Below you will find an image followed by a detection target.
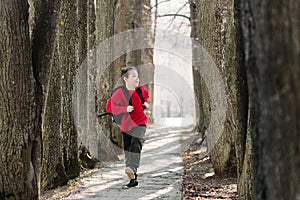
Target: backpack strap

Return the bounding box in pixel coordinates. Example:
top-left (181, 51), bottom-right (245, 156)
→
top-left (97, 112), bottom-right (112, 118)
top-left (99, 86), bottom-right (145, 120)
top-left (121, 86), bottom-right (144, 106)
top-left (121, 86), bottom-right (131, 105)
top-left (135, 87), bottom-right (145, 104)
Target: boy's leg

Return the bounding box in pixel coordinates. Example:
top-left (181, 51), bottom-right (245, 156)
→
top-left (122, 132), bottom-right (137, 181)
top-left (122, 132), bottom-right (132, 168)
top-left (122, 126), bottom-right (146, 189)
top-left (127, 126), bottom-right (146, 172)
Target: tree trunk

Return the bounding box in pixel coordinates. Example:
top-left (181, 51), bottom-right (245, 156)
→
top-left (59, 0), bottom-right (80, 179)
top-left (234, 0), bottom-right (254, 199)
top-left (241, 0), bottom-right (300, 199)
top-left (87, 0), bottom-right (119, 161)
top-left (75, 0), bottom-right (88, 129)
top-left (30, 0), bottom-right (70, 190)
top-left (130, 0), bottom-right (154, 123)
top-left (191, 0), bottom-right (241, 176)
top-left (41, 45), bottom-right (68, 190)
top-left (190, 0), bottom-right (211, 135)
top-left (0, 1), bottom-right (40, 199)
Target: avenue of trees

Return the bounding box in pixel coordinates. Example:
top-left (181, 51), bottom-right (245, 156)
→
top-left (0, 0), bottom-right (299, 199)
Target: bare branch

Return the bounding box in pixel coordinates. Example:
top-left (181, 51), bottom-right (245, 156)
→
top-left (175, 1), bottom-right (189, 16)
top-left (157, 1), bottom-right (190, 30)
top-left (157, 13), bottom-right (190, 21)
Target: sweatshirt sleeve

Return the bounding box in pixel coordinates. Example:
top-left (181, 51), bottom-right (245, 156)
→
top-left (141, 86), bottom-right (149, 103)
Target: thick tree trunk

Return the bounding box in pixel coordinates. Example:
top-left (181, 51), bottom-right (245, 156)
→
top-left (190, 0), bottom-right (211, 134)
top-left (31, 0), bottom-right (60, 90)
top-left (130, 0), bottom-right (154, 123)
top-left (94, 0), bottom-right (123, 159)
top-left (59, 0), bottom-right (80, 179)
top-left (241, 0), bottom-right (300, 199)
top-left (30, 0), bottom-right (69, 190)
top-left (41, 45), bottom-right (68, 190)
top-left (0, 1), bottom-right (40, 199)
top-left (191, 0), bottom-right (241, 176)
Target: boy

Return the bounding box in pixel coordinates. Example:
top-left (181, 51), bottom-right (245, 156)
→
top-left (106, 66), bottom-right (149, 188)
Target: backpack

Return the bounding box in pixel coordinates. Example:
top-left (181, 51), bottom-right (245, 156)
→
top-left (98, 86), bottom-right (145, 125)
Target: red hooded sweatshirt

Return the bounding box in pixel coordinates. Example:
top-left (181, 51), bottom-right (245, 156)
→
top-left (106, 85), bottom-right (149, 132)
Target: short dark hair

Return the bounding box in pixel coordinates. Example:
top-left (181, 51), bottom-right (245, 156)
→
top-left (121, 66), bottom-right (137, 78)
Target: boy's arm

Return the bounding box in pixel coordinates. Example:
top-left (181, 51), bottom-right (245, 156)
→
top-left (142, 86), bottom-right (150, 109)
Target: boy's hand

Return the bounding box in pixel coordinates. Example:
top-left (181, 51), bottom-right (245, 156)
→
top-left (143, 102), bottom-right (149, 109)
top-left (127, 106), bottom-right (134, 112)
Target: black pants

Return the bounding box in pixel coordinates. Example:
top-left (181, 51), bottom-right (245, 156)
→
top-left (122, 125), bottom-right (146, 173)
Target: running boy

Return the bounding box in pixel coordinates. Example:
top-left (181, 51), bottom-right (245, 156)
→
top-left (106, 66), bottom-right (149, 189)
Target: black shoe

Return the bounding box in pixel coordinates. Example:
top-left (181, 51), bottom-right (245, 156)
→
top-left (122, 179), bottom-right (138, 189)
top-left (134, 173), bottom-right (137, 180)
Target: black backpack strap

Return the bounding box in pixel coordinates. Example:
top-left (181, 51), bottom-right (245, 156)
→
top-left (136, 87), bottom-right (145, 104)
top-left (121, 86), bottom-right (132, 105)
top-left (97, 112), bottom-right (112, 118)
top-left (121, 86), bottom-right (145, 106)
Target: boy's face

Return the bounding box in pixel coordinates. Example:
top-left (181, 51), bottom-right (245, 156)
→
top-left (124, 70), bottom-right (139, 89)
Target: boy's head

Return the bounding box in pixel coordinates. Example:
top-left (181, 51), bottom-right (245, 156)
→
top-left (121, 66), bottom-right (139, 89)
top-left (121, 66), bottom-right (137, 78)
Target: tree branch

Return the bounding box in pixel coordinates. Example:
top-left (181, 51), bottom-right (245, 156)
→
top-left (157, 13), bottom-right (190, 21)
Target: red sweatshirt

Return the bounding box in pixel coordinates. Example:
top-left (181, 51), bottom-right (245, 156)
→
top-left (106, 85), bottom-right (149, 132)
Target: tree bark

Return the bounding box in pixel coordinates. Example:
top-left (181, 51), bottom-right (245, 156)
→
top-left (190, 0), bottom-right (211, 134)
top-left (41, 45), bottom-right (68, 190)
top-left (191, 0), bottom-right (241, 176)
top-left (241, 0), bottom-right (300, 199)
top-left (95, 0), bottom-right (123, 159)
top-left (30, 0), bottom-right (70, 190)
top-left (59, 0), bottom-right (80, 179)
top-left (0, 1), bottom-right (40, 199)
top-left (234, 0), bottom-right (254, 199)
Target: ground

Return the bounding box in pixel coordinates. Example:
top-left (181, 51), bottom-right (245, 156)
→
top-left (181, 134), bottom-right (238, 199)
top-left (40, 168), bottom-right (100, 200)
top-left (40, 128), bottom-right (238, 199)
